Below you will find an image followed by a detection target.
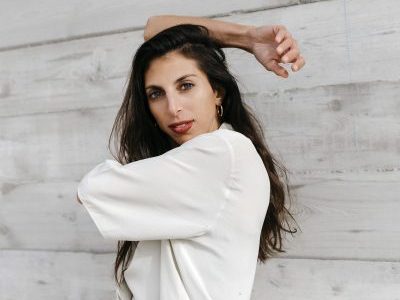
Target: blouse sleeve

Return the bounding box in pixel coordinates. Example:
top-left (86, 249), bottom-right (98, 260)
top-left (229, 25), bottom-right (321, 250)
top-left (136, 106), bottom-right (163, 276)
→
top-left (77, 132), bottom-right (233, 241)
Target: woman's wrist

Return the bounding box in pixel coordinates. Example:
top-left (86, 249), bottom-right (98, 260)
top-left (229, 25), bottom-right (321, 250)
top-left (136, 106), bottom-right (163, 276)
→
top-left (215, 23), bottom-right (256, 54)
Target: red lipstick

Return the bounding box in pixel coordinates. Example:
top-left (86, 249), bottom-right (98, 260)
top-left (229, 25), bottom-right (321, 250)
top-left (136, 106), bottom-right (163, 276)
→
top-left (169, 120), bottom-right (194, 134)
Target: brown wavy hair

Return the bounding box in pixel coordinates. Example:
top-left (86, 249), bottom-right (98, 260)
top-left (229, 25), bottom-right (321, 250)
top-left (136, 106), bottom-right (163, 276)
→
top-left (107, 23), bottom-right (300, 287)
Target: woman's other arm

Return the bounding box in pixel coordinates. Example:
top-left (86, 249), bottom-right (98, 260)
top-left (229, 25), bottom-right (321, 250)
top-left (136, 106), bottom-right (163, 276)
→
top-left (143, 15), bottom-right (305, 78)
top-left (76, 133), bottom-right (233, 241)
top-left (143, 15), bottom-right (254, 53)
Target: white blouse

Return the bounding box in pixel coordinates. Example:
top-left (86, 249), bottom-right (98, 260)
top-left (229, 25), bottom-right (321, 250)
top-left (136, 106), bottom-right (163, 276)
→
top-left (77, 122), bottom-right (270, 300)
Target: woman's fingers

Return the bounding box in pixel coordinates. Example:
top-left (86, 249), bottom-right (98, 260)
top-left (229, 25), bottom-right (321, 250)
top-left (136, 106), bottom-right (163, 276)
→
top-left (266, 59), bottom-right (288, 78)
top-left (252, 24), bottom-right (305, 77)
top-left (276, 34), bottom-right (305, 72)
top-left (292, 55), bottom-right (306, 72)
top-left (281, 42), bottom-right (300, 63)
top-left (274, 25), bottom-right (288, 43)
top-left (277, 37), bottom-right (294, 58)
top-left (276, 30), bottom-right (292, 53)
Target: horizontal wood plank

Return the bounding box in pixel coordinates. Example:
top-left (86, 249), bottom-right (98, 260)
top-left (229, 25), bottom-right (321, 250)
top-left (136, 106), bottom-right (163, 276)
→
top-left (252, 257), bottom-right (400, 300)
top-left (1, 250), bottom-right (399, 299)
top-left (0, 0), bottom-right (328, 50)
top-left (1, 173), bottom-right (399, 260)
top-left (1, 80), bottom-right (398, 181)
top-left (0, 249), bottom-right (115, 299)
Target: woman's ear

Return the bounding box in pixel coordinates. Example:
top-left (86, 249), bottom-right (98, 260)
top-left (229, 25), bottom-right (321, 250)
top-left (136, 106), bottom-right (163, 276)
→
top-left (214, 86), bottom-right (225, 105)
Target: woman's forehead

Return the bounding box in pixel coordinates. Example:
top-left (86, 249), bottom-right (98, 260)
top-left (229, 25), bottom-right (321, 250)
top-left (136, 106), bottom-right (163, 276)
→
top-left (145, 55), bottom-right (205, 87)
top-left (147, 52), bottom-right (197, 72)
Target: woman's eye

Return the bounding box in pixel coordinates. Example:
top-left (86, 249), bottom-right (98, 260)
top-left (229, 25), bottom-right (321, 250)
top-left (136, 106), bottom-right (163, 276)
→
top-left (148, 91), bottom-right (161, 99)
top-left (181, 82), bottom-right (194, 90)
top-left (148, 83), bottom-right (193, 100)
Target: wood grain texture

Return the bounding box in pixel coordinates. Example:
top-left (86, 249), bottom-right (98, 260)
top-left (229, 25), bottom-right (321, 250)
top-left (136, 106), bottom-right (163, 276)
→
top-left (252, 258), bottom-right (400, 300)
top-left (0, 0), bottom-right (329, 51)
top-left (1, 171), bottom-right (399, 260)
top-left (0, 250), bottom-right (116, 299)
top-left (1, 252), bottom-right (399, 299)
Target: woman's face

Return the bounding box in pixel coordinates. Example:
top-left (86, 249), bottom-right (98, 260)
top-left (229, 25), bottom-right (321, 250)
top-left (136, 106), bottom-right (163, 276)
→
top-left (144, 51), bottom-right (223, 146)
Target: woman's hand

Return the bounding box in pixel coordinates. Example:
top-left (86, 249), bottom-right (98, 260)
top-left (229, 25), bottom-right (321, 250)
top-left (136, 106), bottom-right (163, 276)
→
top-left (248, 25), bottom-right (305, 78)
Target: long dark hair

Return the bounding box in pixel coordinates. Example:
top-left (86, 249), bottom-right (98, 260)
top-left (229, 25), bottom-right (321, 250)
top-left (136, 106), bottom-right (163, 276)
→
top-left (107, 23), bottom-right (300, 287)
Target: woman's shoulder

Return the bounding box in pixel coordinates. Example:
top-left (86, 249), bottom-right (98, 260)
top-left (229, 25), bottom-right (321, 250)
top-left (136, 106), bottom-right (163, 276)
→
top-left (174, 122), bottom-right (253, 158)
top-left (215, 124), bottom-right (253, 149)
top-left (215, 125), bottom-right (263, 165)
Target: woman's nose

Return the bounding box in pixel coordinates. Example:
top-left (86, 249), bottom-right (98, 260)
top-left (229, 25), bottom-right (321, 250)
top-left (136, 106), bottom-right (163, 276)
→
top-left (166, 93), bottom-right (183, 115)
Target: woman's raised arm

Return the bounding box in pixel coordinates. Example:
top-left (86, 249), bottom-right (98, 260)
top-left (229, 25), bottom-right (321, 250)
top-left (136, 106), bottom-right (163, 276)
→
top-left (144, 15), bottom-right (254, 53)
top-left (143, 15), bottom-right (305, 78)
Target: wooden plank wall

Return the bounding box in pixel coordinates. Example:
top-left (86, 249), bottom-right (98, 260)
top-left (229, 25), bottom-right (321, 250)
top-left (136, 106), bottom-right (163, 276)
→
top-left (1, 0), bottom-right (399, 298)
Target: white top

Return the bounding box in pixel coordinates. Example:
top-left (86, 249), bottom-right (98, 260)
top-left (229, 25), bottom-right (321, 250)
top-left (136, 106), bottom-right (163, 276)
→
top-left (77, 122), bottom-right (270, 300)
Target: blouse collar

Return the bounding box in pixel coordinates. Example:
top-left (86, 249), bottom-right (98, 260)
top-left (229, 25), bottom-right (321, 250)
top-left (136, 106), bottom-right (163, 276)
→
top-left (219, 122), bottom-right (233, 131)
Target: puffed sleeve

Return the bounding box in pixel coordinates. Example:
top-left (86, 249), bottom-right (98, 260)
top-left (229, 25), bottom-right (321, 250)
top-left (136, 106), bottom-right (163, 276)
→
top-left (77, 132), bottom-right (233, 241)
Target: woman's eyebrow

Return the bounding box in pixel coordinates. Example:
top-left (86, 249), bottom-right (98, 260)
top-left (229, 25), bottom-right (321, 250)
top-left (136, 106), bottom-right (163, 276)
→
top-left (145, 74), bottom-right (197, 90)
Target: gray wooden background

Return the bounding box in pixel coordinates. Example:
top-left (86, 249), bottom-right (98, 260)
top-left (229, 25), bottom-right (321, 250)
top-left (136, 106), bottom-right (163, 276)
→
top-left (1, 0), bottom-right (399, 299)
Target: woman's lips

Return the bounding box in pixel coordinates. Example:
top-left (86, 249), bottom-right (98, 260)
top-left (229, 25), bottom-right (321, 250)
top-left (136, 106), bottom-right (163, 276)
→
top-left (170, 120), bottom-right (193, 134)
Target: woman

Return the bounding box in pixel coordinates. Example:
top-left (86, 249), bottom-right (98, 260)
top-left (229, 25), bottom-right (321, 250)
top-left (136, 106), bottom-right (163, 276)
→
top-left (77, 15), bottom-right (303, 300)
